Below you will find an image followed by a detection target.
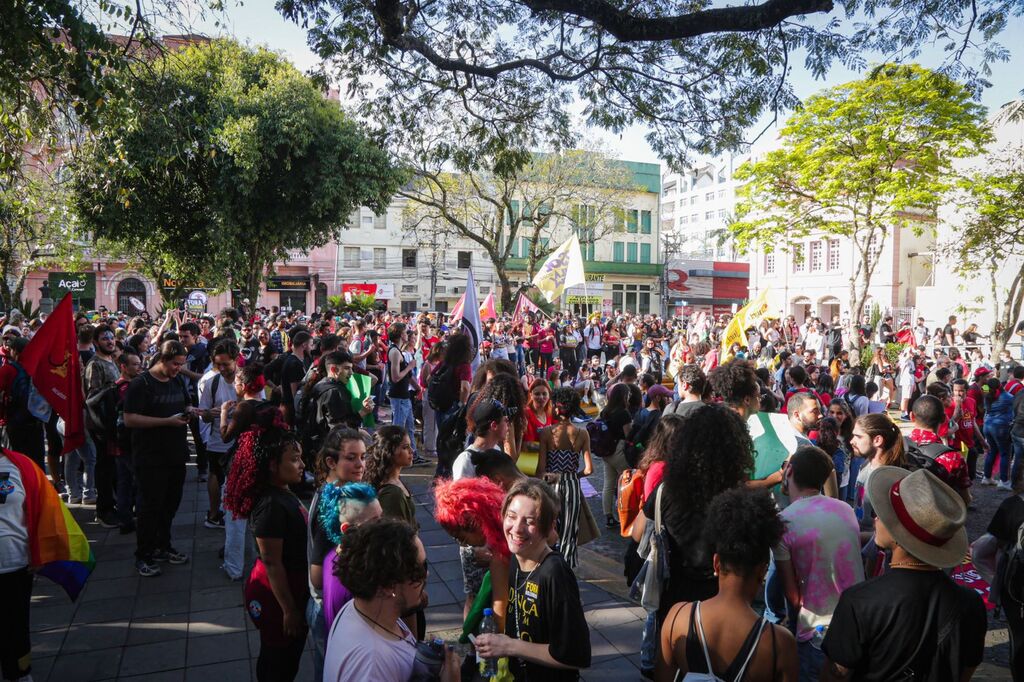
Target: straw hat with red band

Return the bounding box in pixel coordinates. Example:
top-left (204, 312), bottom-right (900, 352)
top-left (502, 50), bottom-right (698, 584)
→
top-left (866, 466), bottom-right (968, 569)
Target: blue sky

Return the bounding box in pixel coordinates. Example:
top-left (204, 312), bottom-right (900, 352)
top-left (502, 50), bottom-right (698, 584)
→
top-left (193, 2), bottom-right (1024, 166)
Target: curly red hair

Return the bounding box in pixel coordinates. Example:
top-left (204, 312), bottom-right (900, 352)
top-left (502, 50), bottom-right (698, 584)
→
top-left (433, 477), bottom-right (510, 560)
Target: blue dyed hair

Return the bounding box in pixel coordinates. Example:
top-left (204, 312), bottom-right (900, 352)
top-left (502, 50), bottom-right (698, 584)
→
top-left (317, 481), bottom-right (378, 546)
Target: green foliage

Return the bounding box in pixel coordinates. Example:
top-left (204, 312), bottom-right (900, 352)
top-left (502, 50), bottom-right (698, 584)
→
top-left (278, 0), bottom-right (1014, 169)
top-left (72, 39), bottom-right (404, 304)
top-left (884, 342), bottom-right (908, 367)
top-left (730, 64), bottom-right (990, 340)
top-left (327, 293), bottom-right (377, 315)
top-left (868, 302), bottom-right (882, 330)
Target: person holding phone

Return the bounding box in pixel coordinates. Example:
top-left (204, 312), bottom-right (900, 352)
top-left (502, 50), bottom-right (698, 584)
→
top-left (123, 339), bottom-right (194, 578)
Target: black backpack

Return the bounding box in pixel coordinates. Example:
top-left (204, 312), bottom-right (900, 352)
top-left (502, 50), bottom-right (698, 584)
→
top-left (85, 383), bottom-right (120, 438)
top-left (436, 403), bottom-right (468, 467)
top-left (427, 364), bottom-right (458, 412)
top-left (903, 436), bottom-right (955, 480)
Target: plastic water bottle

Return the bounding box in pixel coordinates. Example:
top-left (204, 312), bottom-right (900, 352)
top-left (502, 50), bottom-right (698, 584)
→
top-left (810, 624), bottom-right (828, 650)
top-left (479, 608), bottom-right (499, 678)
top-left (411, 638), bottom-right (446, 681)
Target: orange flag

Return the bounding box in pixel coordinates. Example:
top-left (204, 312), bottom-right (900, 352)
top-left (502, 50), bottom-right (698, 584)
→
top-left (19, 294), bottom-right (85, 453)
top-left (479, 292), bottom-right (497, 320)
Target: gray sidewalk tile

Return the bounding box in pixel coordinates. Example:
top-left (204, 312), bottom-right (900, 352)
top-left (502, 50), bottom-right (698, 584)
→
top-left (61, 621), bottom-right (130, 654)
top-left (131, 590), bottom-right (192, 618)
top-left (49, 646), bottom-right (122, 681)
top-left (118, 639), bottom-right (187, 677)
top-left (136, 571), bottom-right (193, 595)
top-left (581, 655), bottom-right (641, 680)
top-left (184, 659), bottom-right (252, 682)
top-left (31, 604), bottom-right (76, 632)
top-left (187, 606), bottom-right (247, 637)
top-left (190, 585), bottom-right (245, 613)
top-left (72, 597), bottom-right (135, 625)
top-left (31, 627), bottom-right (68, 656)
top-left (426, 580), bottom-right (459, 607)
top-left (185, 631), bottom-right (250, 667)
top-left (80, 577), bottom-right (140, 602)
top-left (585, 602), bottom-right (645, 629)
top-left (126, 614), bottom-right (191, 645)
top-left (118, 670), bottom-right (185, 682)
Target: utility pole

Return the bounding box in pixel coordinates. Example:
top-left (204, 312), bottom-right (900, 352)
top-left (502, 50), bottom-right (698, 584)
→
top-left (428, 228), bottom-right (440, 311)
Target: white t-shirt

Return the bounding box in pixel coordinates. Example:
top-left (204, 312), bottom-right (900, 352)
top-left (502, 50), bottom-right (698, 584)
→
top-left (323, 600), bottom-right (416, 682)
top-left (0, 458), bottom-right (30, 573)
top-left (583, 325), bottom-right (603, 350)
top-left (772, 494), bottom-right (865, 641)
top-left (197, 370), bottom-right (240, 453)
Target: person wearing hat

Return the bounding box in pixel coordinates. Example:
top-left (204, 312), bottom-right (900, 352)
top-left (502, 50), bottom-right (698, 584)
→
top-left (820, 467), bottom-right (986, 681)
top-left (451, 398), bottom-right (512, 482)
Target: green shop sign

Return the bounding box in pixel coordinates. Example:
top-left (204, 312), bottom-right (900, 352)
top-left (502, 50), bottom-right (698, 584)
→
top-left (48, 272), bottom-right (96, 299)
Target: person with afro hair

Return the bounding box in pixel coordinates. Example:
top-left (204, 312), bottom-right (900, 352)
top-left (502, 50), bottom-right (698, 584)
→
top-left (657, 487), bottom-right (798, 680)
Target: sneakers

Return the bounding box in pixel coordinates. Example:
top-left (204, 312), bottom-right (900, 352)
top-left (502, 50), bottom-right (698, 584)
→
top-left (220, 565), bottom-right (243, 582)
top-left (136, 559), bottom-right (162, 577)
top-left (204, 513), bottom-right (225, 529)
top-left (982, 477), bottom-right (997, 486)
top-left (998, 480), bottom-right (1014, 491)
top-left (95, 511), bottom-right (119, 529)
top-left (899, 413), bottom-right (911, 422)
top-left (605, 514), bottom-right (617, 529)
top-left (152, 548), bottom-right (189, 565)
top-left (411, 455), bottom-right (430, 466)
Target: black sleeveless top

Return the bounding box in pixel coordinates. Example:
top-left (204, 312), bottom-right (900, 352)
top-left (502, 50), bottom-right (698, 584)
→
top-left (682, 602), bottom-right (776, 681)
top-left (387, 344), bottom-right (413, 399)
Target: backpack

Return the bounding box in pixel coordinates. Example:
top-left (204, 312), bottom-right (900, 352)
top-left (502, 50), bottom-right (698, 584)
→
top-left (427, 363), bottom-right (458, 412)
top-left (85, 383), bottom-right (120, 438)
top-left (994, 512), bottom-right (1024, 608)
top-left (7, 360), bottom-right (51, 426)
top-left (436, 403), bottom-right (468, 465)
top-left (586, 418), bottom-right (616, 459)
top-left (623, 409), bottom-right (659, 469)
top-left (903, 436), bottom-right (955, 480)
top-left (617, 468), bottom-right (645, 538)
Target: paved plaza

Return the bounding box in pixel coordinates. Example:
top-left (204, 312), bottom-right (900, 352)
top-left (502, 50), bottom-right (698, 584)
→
top-left (26, 462), bottom-right (650, 682)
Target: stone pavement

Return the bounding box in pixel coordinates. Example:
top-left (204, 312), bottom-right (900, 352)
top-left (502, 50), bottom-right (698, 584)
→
top-left (27, 461), bottom-right (647, 682)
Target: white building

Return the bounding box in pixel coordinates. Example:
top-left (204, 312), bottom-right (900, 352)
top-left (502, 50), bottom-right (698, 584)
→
top-left (332, 159), bottom-right (664, 315)
top-left (660, 155), bottom-right (753, 261)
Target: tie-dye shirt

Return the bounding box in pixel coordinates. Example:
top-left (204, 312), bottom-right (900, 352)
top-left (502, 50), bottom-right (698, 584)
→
top-left (773, 494), bottom-right (865, 642)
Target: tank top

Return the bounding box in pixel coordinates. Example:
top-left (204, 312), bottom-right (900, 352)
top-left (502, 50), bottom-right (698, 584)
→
top-left (387, 344), bottom-right (413, 399)
top-left (680, 602), bottom-right (774, 682)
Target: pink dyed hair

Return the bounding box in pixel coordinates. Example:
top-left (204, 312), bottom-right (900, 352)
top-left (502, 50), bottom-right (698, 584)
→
top-left (433, 477), bottom-right (510, 560)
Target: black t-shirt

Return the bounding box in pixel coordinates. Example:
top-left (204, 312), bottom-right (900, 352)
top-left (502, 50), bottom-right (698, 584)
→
top-left (264, 355), bottom-right (284, 386)
top-left (280, 353), bottom-right (305, 418)
top-left (123, 371), bottom-right (190, 467)
top-left (942, 324), bottom-right (955, 340)
top-left (642, 484), bottom-right (717, 621)
top-left (251, 486), bottom-right (309, 572)
top-left (78, 348), bottom-right (95, 367)
top-left (601, 406), bottom-right (632, 443)
top-left (822, 569), bottom-right (986, 681)
top-left (988, 494), bottom-right (1024, 543)
top-left (505, 552), bottom-right (591, 681)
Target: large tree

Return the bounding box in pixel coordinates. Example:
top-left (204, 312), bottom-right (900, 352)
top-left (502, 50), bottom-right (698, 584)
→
top-left (729, 64), bottom-right (990, 345)
top-left (946, 132), bottom-right (1024, 355)
top-left (278, 0), bottom-right (1015, 167)
top-left (401, 145), bottom-right (641, 310)
top-left (72, 39), bottom-right (404, 305)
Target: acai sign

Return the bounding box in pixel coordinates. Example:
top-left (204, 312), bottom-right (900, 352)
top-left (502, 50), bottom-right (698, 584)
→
top-left (48, 272), bottom-right (96, 299)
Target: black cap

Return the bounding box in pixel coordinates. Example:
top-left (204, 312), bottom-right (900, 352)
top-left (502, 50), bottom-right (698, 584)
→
top-left (471, 398), bottom-right (508, 426)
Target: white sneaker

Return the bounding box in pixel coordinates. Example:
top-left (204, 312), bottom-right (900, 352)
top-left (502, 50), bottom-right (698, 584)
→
top-left (981, 477), bottom-right (996, 486)
top-left (998, 480), bottom-right (1014, 491)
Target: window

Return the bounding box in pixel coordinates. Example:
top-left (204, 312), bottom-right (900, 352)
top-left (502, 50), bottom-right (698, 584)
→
top-left (613, 242), bottom-right (625, 262)
top-left (717, 168), bottom-right (726, 183)
top-left (705, 192), bottom-right (714, 202)
top-left (575, 223), bottom-right (596, 260)
top-left (116, 277), bottom-right (147, 314)
top-left (640, 243), bottom-right (652, 263)
top-left (680, 216), bottom-right (688, 225)
top-left (765, 251), bottom-right (775, 275)
top-left (373, 248), bottom-right (386, 268)
top-left (510, 236), bottom-right (519, 258)
top-left (626, 209), bottom-right (639, 233)
top-left (457, 251), bottom-right (472, 269)
top-left (401, 285), bottom-right (418, 293)
top-left (612, 283), bottom-right (652, 314)
top-left (705, 211), bottom-right (714, 220)
top-left (361, 214), bottom-right (373, 226)
top-left (627, 242), bottom-right (638, 263)
top-left (402, 249), bottom-right (417, 268)
top-left (316, 282), bottom-right (328, 310)
top-left (809, 240), bottom-right (823, 272)
top-left (718, 190), bottom-right (726, 199)
top-left (678, 198), bottom-right (687, 208)
top-left (717, 209), bottom-right (727, 220)
top-left (691, 195), bottom-right (698, 205)
top-left (400, 300), bottom-right (418, 313)
top-left (792, 243), bottom-right (806, 273)
top-left (691, 213), bottom-right (698, 223)
top-left (373, 213), bottom-right (387, 229)
top-left (344, 247), bottom-right (360, 268)
top-left (506, 200), bottom-right (520, 226)
top-left (640, 210), bottom-right (652, 234)
top-left (827, 238), bottom-right (841, 271)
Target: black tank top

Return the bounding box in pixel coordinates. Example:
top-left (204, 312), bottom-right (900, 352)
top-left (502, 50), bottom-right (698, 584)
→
top-left (387, 344), bottom-right (413, 399)
top-left (682, 601), bottom-right (775, 681)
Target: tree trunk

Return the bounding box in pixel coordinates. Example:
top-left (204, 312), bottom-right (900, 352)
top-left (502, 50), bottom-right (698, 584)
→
top-left (498, 269), bottom-right (514, 312)
top-left (993, 264), bottom-right (1024, 357)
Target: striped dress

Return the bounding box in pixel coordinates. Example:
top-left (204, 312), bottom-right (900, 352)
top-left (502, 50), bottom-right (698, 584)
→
top-left (545, 434), bottom-right (585, 569)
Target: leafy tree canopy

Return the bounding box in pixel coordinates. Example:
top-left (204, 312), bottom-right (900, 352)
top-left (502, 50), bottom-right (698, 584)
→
top-left (277, 0), bottom-right (1017, 167)
top-left (730, 64), bottom-right (991, 337)
top-left (72, 38), bottom-right (404, 304)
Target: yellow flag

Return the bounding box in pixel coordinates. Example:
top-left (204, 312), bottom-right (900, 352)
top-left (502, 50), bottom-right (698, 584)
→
top-left (721, 289), bottom-right (773, 356)
top-left (532, 234), bottom-right (586, 303)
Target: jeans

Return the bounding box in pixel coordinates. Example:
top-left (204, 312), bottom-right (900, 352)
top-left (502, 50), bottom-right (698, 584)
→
top-left (845, 456), bottom-right (862, 504)
top-left (984, 423), bottom-right (1013, 482)
top-left (763, 555), bottom-right (789, 626)
top-left (222, 489), bottom-right (248, 579)
top-left (115, 454), bottom-right (136, 526)
top-left (601, 444), bottom-right (630, 517)
top-left (1012, 434), bottom-right (1024, 486)
top-left (640, 609), bottom-right (657, 672)
top-left (422, 392), bottom-right (437, 457)
top-left (389, 397), bottom-right (418, 456)
top-left (93, 432), bottom-right (116, 515)
top-left (798, 641), bottom-right (825, 681)
top-left (64, 430), bottom-right (97, 499)
top-left (305, 598), bottom-right (326, 682)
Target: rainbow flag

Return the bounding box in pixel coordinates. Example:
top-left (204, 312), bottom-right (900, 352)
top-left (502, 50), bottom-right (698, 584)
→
top-left (7, 449), bottom-right (95, 600)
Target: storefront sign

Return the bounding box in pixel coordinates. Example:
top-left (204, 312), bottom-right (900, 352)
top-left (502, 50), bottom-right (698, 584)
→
top-left (267, 276), bottom-right (310, 291)
top-left (48, 272), bottom-right (96, 299)
top-left (161, 278), bottom-right (215, 291)
top-left (342, 283), bottom-right (395, 300)
top-left (567, 295), bottom-right (603, 305)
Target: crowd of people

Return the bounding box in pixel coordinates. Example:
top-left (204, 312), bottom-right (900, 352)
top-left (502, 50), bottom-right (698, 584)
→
top-left (2, 300), bottom-right (1024, 682)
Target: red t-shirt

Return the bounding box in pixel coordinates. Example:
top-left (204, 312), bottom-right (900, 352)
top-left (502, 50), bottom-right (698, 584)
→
top-left (523, 406), bottom-right (552, 443)
top-left (420, 336), bottom-right (440, 361)
top-left (643, 461), bottom-right (666, 501)
top-left (0, 362), bottom-right (17, 425)
top-left (942, 397), bottom-right (978, 450)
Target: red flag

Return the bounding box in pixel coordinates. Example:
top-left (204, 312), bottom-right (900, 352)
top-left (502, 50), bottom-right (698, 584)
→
top-left (19, 294), bottom-right (84, 453)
